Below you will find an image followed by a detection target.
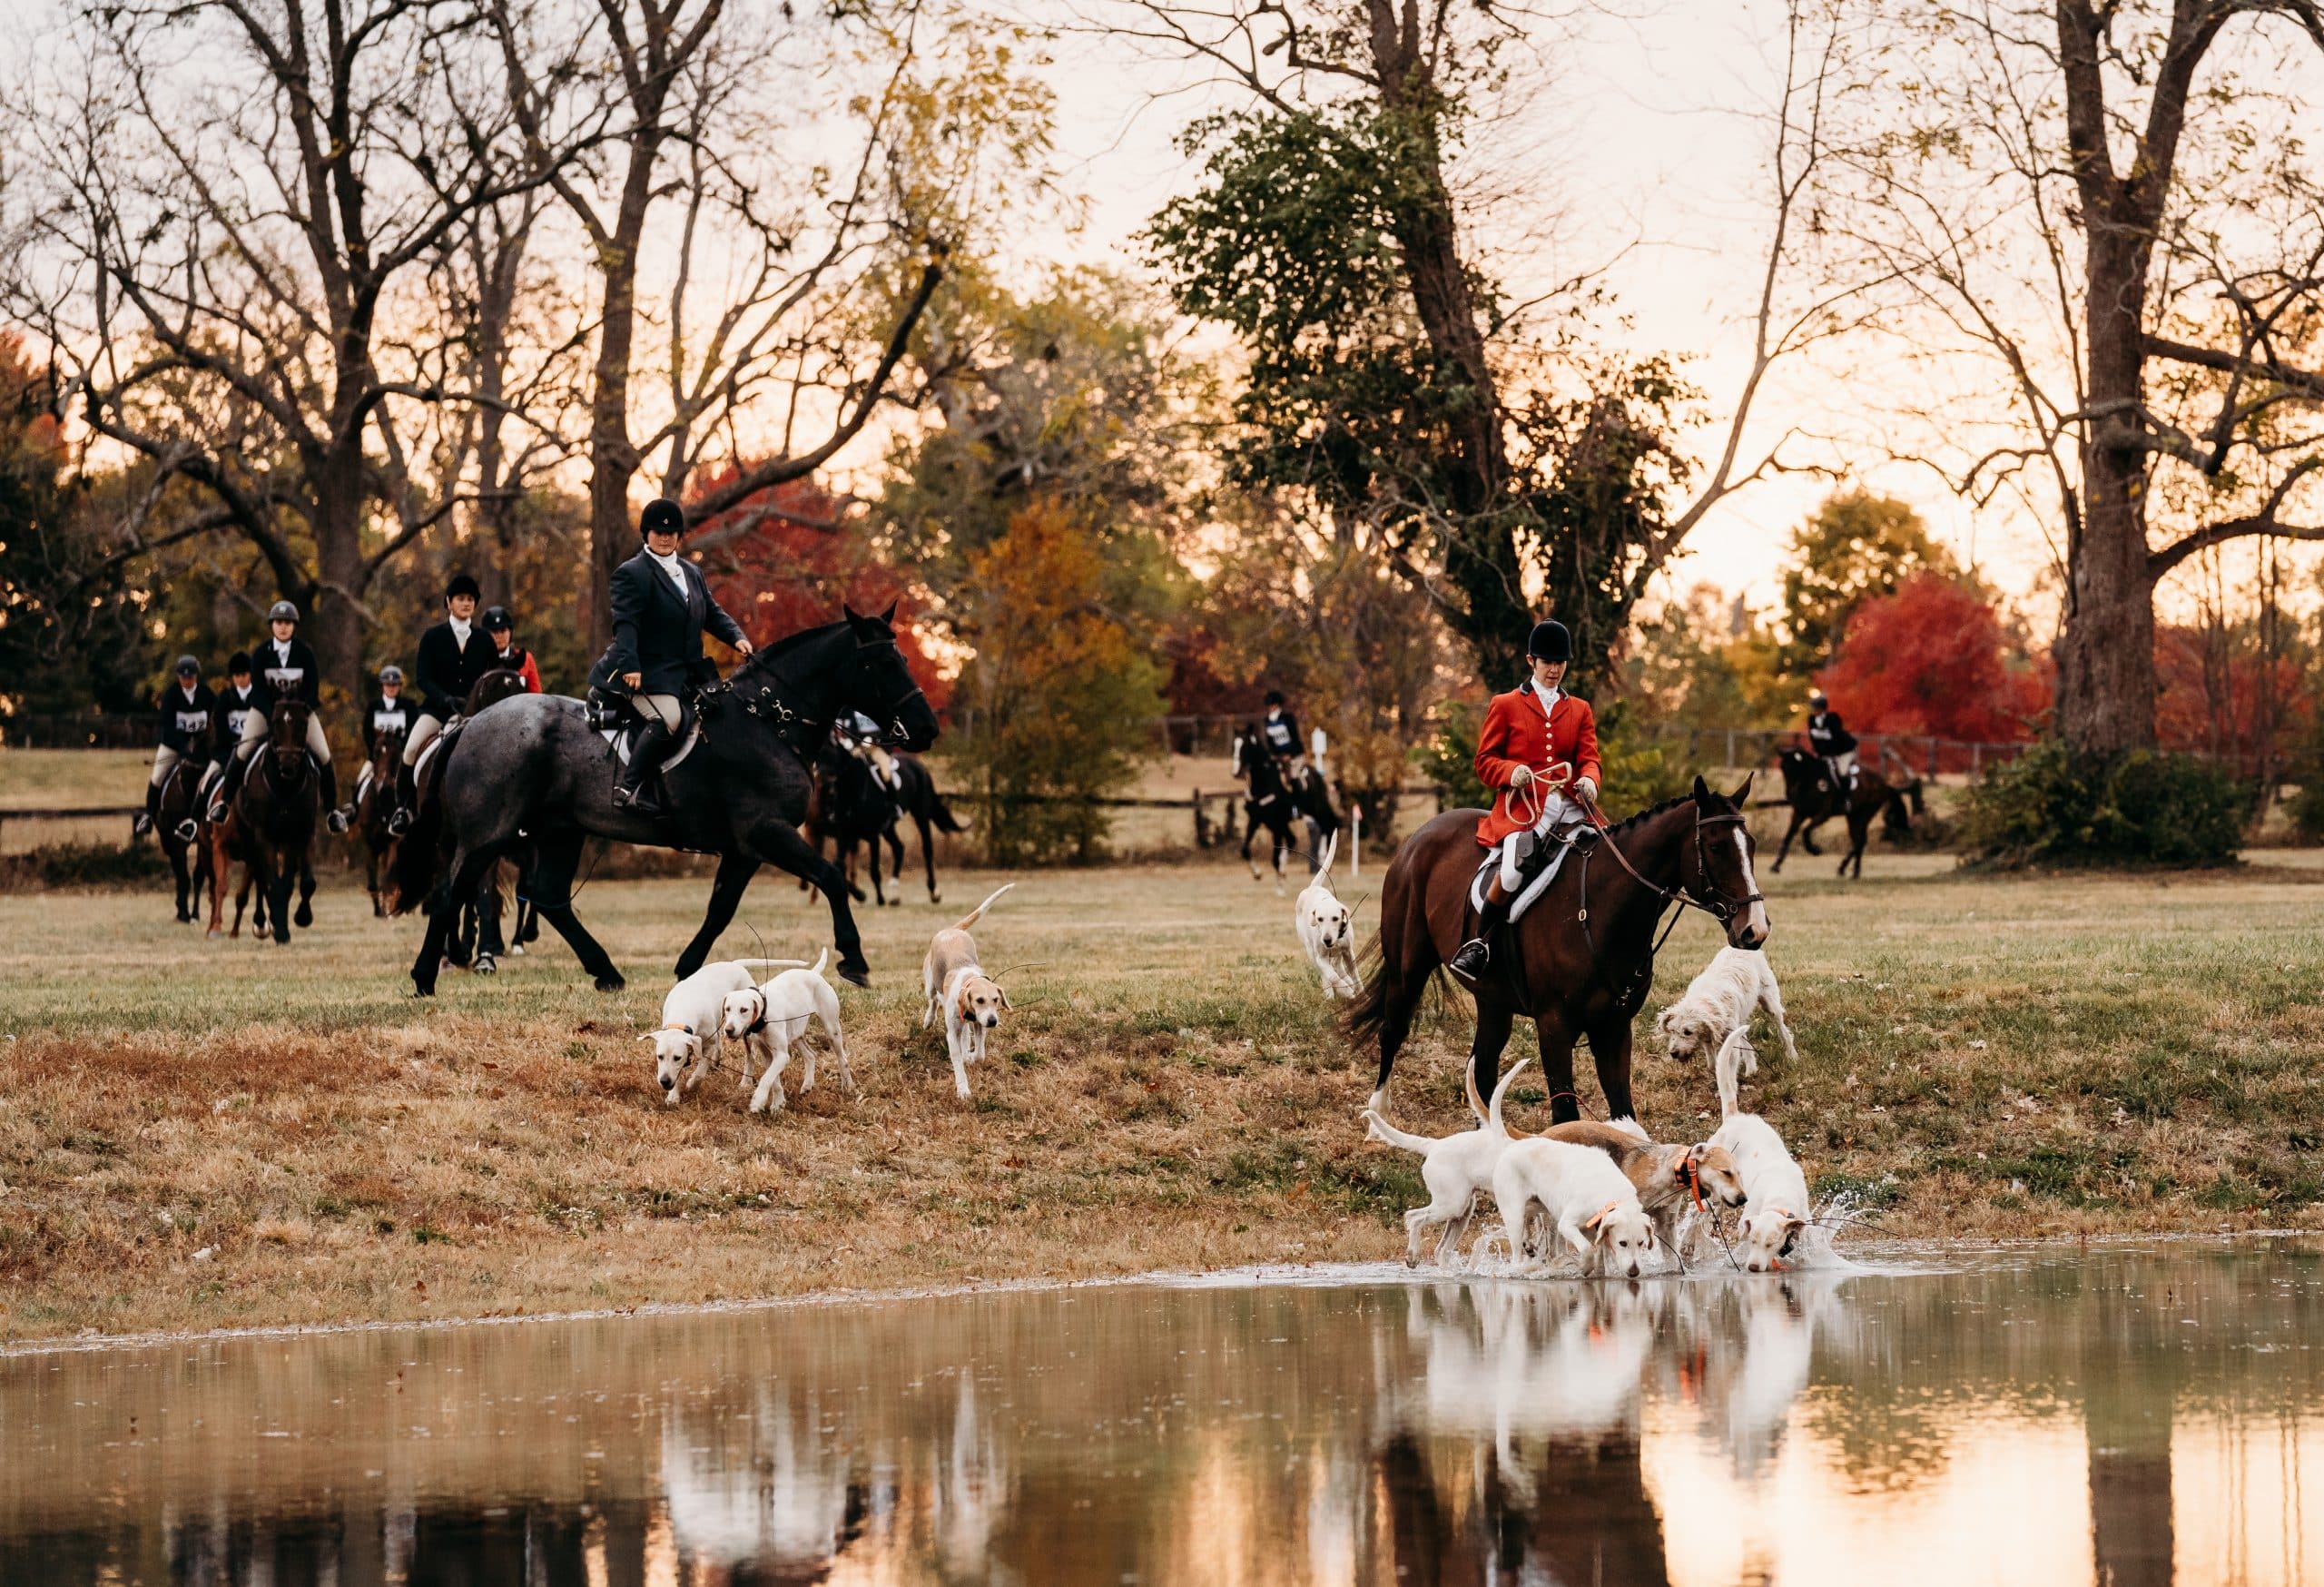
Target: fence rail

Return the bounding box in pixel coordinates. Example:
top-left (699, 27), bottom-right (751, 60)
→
top-left (1635, 724), bottom-right (2037, 779)
top-left (1, 715), bottom-right (153, 750)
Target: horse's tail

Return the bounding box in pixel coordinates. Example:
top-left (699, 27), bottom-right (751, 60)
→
top-left (950, 882), bottom-right (1013, 932)
top-left (1485, 1057), bottom-right (1531, 1140)
top-left (1715, 1028), bottom-right (1757, 1119)
top-left (928, 784), bottom-right (970, 833)
top-left (1343, 938), bottom-right (1397, 1051)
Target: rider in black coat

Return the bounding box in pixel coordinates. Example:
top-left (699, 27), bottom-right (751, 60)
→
top-left (212, 601), bottom-right (343, 830)
top-left (1260, 689), bottom-right (1303, 763)
top-left (586, 498), bottom-right (753, 813)
top-left (1807, 689), bottom-right (1859, 787)
top-left (391, 574), bottom-right (496, 832)
top-left (136, 656), bottom-right (215, 836)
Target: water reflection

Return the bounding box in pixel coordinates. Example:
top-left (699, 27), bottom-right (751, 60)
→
top-left (2, 1241), bottom-right (2318, 1585)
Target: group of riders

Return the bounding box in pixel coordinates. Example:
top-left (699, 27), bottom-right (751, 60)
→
top-left (133, 577), bottom-right (545, 846)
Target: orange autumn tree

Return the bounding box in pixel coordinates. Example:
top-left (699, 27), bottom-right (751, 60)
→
top-left (949, 501), bottom-right (1167, 862)
top-left (1817, 574), bottom-right (2049, 744)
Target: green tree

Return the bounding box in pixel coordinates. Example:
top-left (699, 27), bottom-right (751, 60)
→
top-left (947, 502), bottom-right (1169, 863)
top-left (1777, 491), bottom-right (1955, 679)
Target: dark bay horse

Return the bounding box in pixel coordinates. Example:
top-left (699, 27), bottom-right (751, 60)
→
top-left (357, 728), bottom-right (404, 917)
top-left (888, 751), bottom-right (968, 904)
top-left (808, 733), bottom-right (904, 906)
top-left (1231, 724), bottom-right (1340, 894)
top-left (1346, 777), bottom-right (1770, 1125)
top-left (156, 754), bottom-right (212, 923)
top-left (1770, 746), bottom-right (1922, 878)
top-left (388, 606), bottom-right (936, 996)
top-left (213, 699), bottom-right (320, 946)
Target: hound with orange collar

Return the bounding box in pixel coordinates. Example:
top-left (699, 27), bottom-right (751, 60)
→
top-left (1450, 618), bottom-right (1607, 981)
top-left (1462, 1066), bottom-right (1743, 1258)
top-left (921, 883), bottom-right (1015, 1099)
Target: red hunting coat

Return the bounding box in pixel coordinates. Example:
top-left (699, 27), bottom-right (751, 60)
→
top-left (1473, 684), bottom-right (1605, 847)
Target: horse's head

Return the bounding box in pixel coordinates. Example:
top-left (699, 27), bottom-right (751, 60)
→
top-left (1686, 774), bottom-right (1769, 950)
top-left (268, 700), bottom-right (312, 778)
top-left (467, 668), bottom-right (526, 714)
top-left (840, 603), bottom-right (937, 751)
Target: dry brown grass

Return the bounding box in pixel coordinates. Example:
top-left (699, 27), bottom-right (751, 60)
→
top-left (4, 854), bottom-right (2323, 1342)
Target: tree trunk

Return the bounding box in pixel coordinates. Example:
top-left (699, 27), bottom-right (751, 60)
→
top-left (582, 149), bottom-right (662, 658)
top-left (2055, 221), bottom-right (2161, 755)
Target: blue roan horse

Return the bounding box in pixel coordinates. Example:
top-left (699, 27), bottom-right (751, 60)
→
top-left (389, 606), bottom-right (937, 995)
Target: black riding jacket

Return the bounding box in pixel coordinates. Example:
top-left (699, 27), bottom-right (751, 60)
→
top-left (1261, 709), bottom-right (1302, 757)
top-left (415, 619), bottom-right (497, 720)
top-left (218, 683), bottom-right (261, 748)
top-left (364, 695), bottom-right (415, 758)
top-left (155, 682), bottom-right (216, 754)
top-left (251, 637), bottom-right (321, 711)
top-left (1808, 709), bottom-right (1857, 757)
top-left (589, 549), bottom-right (747, 696)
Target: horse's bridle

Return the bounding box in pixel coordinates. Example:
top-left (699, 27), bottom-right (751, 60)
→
top-left (726, 634), bottom-right (926, 747)
top-left (1581, 798), bottom-right (1762, 928)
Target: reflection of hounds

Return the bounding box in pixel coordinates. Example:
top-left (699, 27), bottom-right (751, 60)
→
top-left (1294, 833), bottom-right (1361, 999)
top-left (922, 884), bottom-right (1014, 1099)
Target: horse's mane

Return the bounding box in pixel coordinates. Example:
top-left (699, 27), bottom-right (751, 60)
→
top-left (733, 616), bottom-right (852, 677)
top-left (1604, 787), bottom-right (1732, 836)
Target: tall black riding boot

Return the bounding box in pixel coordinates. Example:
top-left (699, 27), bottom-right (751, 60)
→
top-left (615, 719), bottom-right (675, 815)
top-left (1450, 886), bottom-right (1512, 981)
top-left (135, 783), bottom-right (162, 837)
top-left (210, 754), bottom-right (248, 823)
top-left (320, 761), bottom-right (349, 833)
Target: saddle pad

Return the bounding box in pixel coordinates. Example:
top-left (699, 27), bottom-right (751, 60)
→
top-left (598, 715), bottom-right (703, 773)
top-left (1469, 838), bottom-right (1571, 924)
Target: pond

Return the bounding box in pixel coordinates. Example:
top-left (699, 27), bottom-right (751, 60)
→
top-left (2, 1239), bottom-right (2318, 1584)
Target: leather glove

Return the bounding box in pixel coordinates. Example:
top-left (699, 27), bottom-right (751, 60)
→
top-left (1509, 764), bottom-right (1534, 789)
top-left (1575, 775), bottom-right (1599, 803)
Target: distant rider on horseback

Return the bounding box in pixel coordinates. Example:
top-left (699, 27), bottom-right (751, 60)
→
top-left (483, 605), bottom-right (543, 694)
top-left (364, 665), bottom-right (413, 760)
top-left (210, 601), bottom-right (347, 833)
top-left (1806, 688), bottom-right (1858, 790)
top-left (587, 498), bottom-right (753, 816)
top-left (135, 655), bottom-right (213, 839)
top-left (194, 652), bottom-right (259, 820)
top-left (1260, 689), bottom-right (1302, 766)
top-left (390, 574), bottom-right (497, 833)
top-left (1448, 619), bottom-right (1604, 981)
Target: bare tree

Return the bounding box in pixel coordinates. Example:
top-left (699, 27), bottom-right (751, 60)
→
top-left (1826, 0), bottom-right (2324, 755)
top-left (4, 0), bottom-right (586, 700)
top-left (1105, 0), bottom-right (1860, 683)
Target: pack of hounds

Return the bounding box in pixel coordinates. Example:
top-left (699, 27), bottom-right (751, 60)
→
top-left (648, 838), bottom-right (1810, 1283)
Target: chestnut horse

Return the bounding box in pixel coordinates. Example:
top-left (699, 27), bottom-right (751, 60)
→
top-left (1345, 776), bottom-right (1770, 1125)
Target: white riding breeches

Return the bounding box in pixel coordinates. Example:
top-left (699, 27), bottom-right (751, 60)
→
top-left (626, 693), bottom-right (682, 733)
top-left (236, 707), bottom-right (331, 764)
top-left (1828, 751), bottom-right (1859, 782)
top-left (150, 744), bottom-right (183, 788)
top-left (1500, 789), bottom-right (1577, 892)
top-left (400, 713), bottom-right (449, 767)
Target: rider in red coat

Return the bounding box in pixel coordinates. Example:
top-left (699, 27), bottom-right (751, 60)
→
top-left (1449, 618), bottom-right (1604, 981)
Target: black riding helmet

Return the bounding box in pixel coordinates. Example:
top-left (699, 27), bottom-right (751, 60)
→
top-left (446, 572), bottom-right (480, 603)
top-left (1526, 619), bottom-right (1571, 664)
top-left (173, 655), bottom-right (200, 677)
top-left (641, 498), bottom-right (685, 540)
top-left (1265, 689), bottom-right (1285, 707)
top-left (229, 651), bottom-right (252, 675)
top-left (482, 605), bottom-right (513, 633)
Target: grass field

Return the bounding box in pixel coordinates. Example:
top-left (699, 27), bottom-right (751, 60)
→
top-left (3, 850), bottom-right (2322, 1343)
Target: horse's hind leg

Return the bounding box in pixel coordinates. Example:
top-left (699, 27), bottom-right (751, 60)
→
top-left (883, 826), bottom-right (905, 906)
top-left (293, 857), bottom-right (315, 929)
top-left (675, 853), bottom-right (759, 981)
top-left (915, 813), bottom-right (940, 904)
top-left (1772, 813), bottom-right (1803, 872)
top-left (412, 844), bottom-right (503, 995)
top-left (169, 845), bottom-right (192, 922)
top-left (1241, 818), bottom-right (1263, 882)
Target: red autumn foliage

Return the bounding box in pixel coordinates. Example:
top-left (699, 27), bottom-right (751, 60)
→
top-left (1817, 573), bottom-right (2049, 742)
top-left (687, 472), bottom-right (950, 714)
top-left (2152, 624), bottom-right (2307, 769)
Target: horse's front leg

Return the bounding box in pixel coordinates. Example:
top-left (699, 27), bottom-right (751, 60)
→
top-left (915, 813), bottom-right (940, 904)
top-left (1586, 1010), bottom-right (1640, 1126)
top-left (261, 849), bottom-right (293, 945)
top-left (675, 853), bottom-right (761, 981)
top-left (293, 855), bottom-right (315, 929)
top-left (1772, 811), bottom-right (1803, 872)
top-left (1535, 1014), bottom-right (1584, 1125)
top-left (1240, 809), bottom-right (1263, 881)
top-left (749, 818), bottom-right (870, 986)
top-left (1798, 816), bottom-right (1825, 856)
top-left (1468, 1001), bottom-right (1516, 1109)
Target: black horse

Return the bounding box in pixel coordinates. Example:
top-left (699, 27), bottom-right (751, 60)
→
top-left (156, 753), bottom-right (213, 923)
top-left (1231, 724), bottom-right (1340, 894)
top-left (809, 732), bottom-right (905, 907)
top-left (389, 606), bottom-right (936, 995)
top-left (886, 751), bottom-right (968, 904)
top-left (442, 669), bottom-right (542, 974)
top-left (1770, 745), bottom-right (1923, 878)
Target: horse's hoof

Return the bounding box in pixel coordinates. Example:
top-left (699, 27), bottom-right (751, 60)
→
top-left (476, 955), bottom-right (497, 976)
top-left (510, 944), bottom-right (525, 956)
top-left (207, 928), bottom-right (222, 941)
top-left (595, 972), bottom-right (625, 993)
top-left (837, 959), bottom-right (872, 989)
top-left (293, 905), bottom-right (313, 928)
